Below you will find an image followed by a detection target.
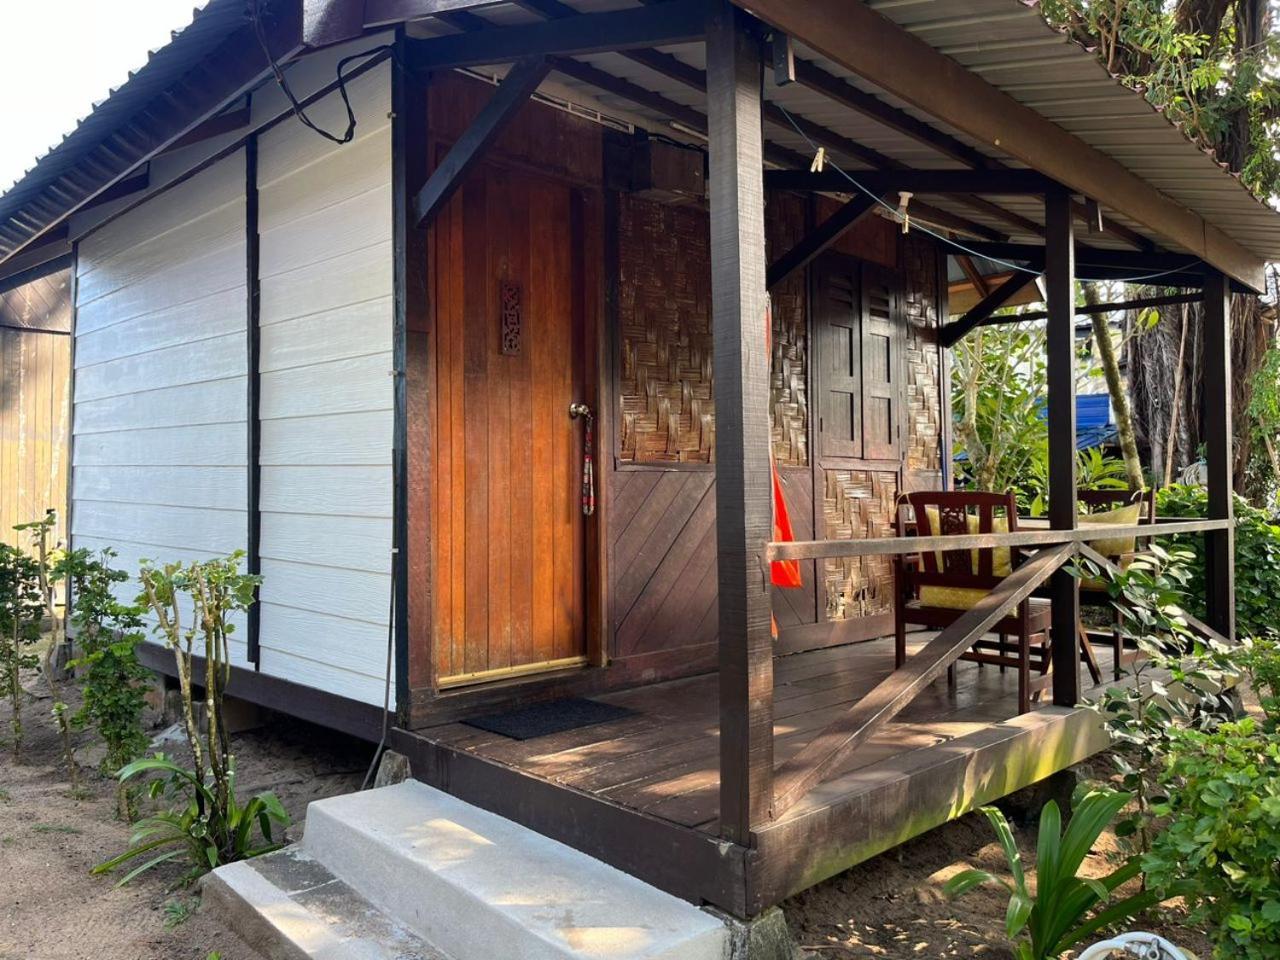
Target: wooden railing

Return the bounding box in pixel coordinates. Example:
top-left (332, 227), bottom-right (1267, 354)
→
top-left (765, 516), bottom-right (1234, 819)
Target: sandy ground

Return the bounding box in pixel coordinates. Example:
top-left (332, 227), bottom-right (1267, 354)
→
top-left (1, 671), bottom-right (1210, 960)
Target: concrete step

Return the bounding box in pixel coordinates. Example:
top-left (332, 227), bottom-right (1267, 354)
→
top-left (206, 780), bottom-right (730, 960)
top-left (301, 781), bottom-right (729, 960)
top-left (203, 846), bottom-right (450, 960)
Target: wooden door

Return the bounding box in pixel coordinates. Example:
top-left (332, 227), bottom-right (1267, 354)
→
top-left (813, 256), bottom-right (862, 460)
top-left (431, 165), bottom-right (589, 687)
top-left (859, 264), bottom-right (903, 461)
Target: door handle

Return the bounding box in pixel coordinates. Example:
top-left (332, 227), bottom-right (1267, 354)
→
top-left (569, 403), bottom-right (595, 516)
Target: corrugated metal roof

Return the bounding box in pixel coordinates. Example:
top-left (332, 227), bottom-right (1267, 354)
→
top-left (3, 0), bottom-right (1279, 268)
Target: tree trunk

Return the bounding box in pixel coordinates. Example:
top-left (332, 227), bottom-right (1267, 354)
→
top-left (1084, 283), bottom-right (1144, 489)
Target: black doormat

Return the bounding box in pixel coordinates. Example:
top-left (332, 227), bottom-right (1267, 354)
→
top-left (462, 698), bottom-right (634, 740)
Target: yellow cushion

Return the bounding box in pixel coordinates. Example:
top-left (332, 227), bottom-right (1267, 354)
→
top-left (923, 506), bottom-right (1012, 575)
top-left (1079, 503), bottom-right (1141, 558)
top-left (919, 585), bottom-right (993, 610)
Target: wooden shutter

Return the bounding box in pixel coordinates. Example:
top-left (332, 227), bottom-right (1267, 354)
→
top-left (859, 264), bottom-right (903, 461)
top-left (813, 256), bottom-right (861, 459)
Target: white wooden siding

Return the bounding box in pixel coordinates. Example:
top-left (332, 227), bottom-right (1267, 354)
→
top-left (255, 63), bottom-right (394, 704)
top-left (72, 153), bottom-right (251, 666)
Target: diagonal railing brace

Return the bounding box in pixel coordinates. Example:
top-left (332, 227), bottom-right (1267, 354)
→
top-left (770, 542), bottom-right (1076, 819)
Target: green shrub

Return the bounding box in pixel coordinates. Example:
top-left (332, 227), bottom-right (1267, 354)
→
top-left (1144, 718), bottom-right (1280, 960)
top-left (0, 542), bottom-right (44, 753)
top-left (946, 789), bottom-right (1168, 960)
top-left (1155, 483), bottom-right (1280, 637)
top-left (63, 548), bottom-right (151, 775)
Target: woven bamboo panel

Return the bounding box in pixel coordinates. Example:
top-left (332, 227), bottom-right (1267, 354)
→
top-left (617, 195), bottom-right (715, 462)
top-left (902, 234), bottom-right (943, 476)
top-left (821, 469), bottom-right (898, 621)
top-left (767, 192), bottom-right (809, 467)
top-left (617, 193), bottom-right (813, 465)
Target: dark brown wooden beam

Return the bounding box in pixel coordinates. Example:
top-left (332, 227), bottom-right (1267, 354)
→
top-left (406, 1), bottom-right (708, 69)
top-left (1045, 190), bottom-right (1080, 707)
top-left (985, 291), bottom-right (1200, 326)
top-left (766, 193), bottom-right (879, 290)
top-left (735, 0), bottom-right (1267, 289)
top-left (770, 542), bottom-right (1075, 817)
top-left (412, 56), bottom-right (551, 227)
top-left (939, 270), bottom-right (1041, 347)
top-left (365, 0), bottom-right (509, 28)
top-left (159, 106), bottom-right (252, 155)
top-left (764, 169), bottom-right (1053, 195)
top-left (962, 241), bottom-right (1199, 274)
top-left (1203, 270), bottom-right (1235, 641)
top-left (707, 0), bottom-right (775, 843)
top-left (955, 254), bottom-right (990, 297)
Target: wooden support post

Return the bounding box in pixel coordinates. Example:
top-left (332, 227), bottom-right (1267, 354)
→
top-left (1045, 190), bottom-right (1079, 706)
top-left (1203, 270), bottom-right (1236, 641)
top-left (707, 0), bottom-right (774, 843)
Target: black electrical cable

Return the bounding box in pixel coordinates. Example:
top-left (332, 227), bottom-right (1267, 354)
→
top-left (250, 0), bottom-right (397, 146)
top-left (361, 544), bottom-right (397, 791)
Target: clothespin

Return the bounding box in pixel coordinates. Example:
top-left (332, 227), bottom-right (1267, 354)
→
top-left (810, 147), bottom-right (826, 173)
top-left (897, 191), bottom-right (913, 234)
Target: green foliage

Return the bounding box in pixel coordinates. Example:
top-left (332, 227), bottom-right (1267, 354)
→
top-left (1025, 446), bottom-right (1130, 517)
top-left (93, 755), bottom-right (287, 887)
top-left (1144, 719), bottom-right (1280, 960)
top-left (1039, 1), bottom-right (1280, 198)
top-left (97, 553), bottom-right (276, 886)
top-left (63, 548), bottom-right (151, 774)
top-left (1076, 543), bottom-right (1236, 855)
top-left (1237, 634), bottom-right (1280, 727)
top-left (1155, 483), bottom-right (1280, 637)
top-left (946, 790), bottom-right (1166, 960)
top-left (0, 541), bottom-right (44, 753)
top-left (162, 896), bottom-right (199, 929)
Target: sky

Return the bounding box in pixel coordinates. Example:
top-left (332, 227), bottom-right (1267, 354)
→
top-left (0, 0), bottom-right (201, 191)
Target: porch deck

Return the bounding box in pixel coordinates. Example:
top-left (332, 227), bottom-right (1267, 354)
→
top-left (396, 635), bottom-right (1114, 914)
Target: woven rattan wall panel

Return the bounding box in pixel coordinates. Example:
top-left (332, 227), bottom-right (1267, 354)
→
top-left (821, 468), bottom-right (898, 621)
top-left (617, 195), bottom-right (715, 463)
top-left (903, 234), bottom-right (943, 480)
top-left (767, 192), bottom-right (809, 467)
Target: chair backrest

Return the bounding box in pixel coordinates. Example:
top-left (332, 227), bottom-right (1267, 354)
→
top-left (1078, 488), bottom-right (1156, 523)
top-left (903, 490), bottom-right (1019, 586)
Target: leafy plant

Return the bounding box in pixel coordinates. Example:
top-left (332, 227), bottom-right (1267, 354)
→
top-left (946, 789), bottom-right (1168, 960)
top-left (15, 510), bottom-right (68, 691)
top-left (64, 548), bottom-right (150, 775)
top-left (1237, 633), bottom-right (1280, 728)
top-left (1156, 483), bottom-right (1280, 638)
top-left (51, 701), bottom-right (79, 791)
top-left (94, 755), bottom-right (287, 886)
top-left (95, 553), bottom-right (283, 886)
top-left (1074, 543), bottom-right (1236, 855)
top-left (1144, 718), bottom-right (1280, 960)
top-left (162, 896), bottom-right (199, 929)
top-left (0, 541), bottom-right (44, 754)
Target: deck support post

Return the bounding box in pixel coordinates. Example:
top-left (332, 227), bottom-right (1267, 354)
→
top-left (707, 0), bottom-right (774, 843)
top-left (1045, 189), bottom-right (1080, 706)
top-left (1203, 270), bottom-right (1236, 641)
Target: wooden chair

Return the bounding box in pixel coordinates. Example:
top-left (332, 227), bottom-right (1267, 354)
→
top-left (892, 491), bottom-right (1054, 714)
top-left (1078, 488), bottom-right (1156, 680)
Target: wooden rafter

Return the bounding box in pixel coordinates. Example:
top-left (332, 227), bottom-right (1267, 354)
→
top-left (407, 1), bottom-right (709, 69)
top-left (766, 193), bottom-right (880, 290)
top-left (955, 254), bottom-right (990, 298)
top-left (771, 542), bottom-right (1076, 818)
top-left (412, 56), bottom-right (551, 227)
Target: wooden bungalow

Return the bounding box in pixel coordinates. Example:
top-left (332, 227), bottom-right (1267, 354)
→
top-left (0, 0), bottom-right (1271, 921)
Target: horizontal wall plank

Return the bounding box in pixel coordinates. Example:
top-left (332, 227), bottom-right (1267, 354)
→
top-left (74, 287), bottom-right (246, 369)
top-left (259, 352), bottom-right (392, 419)
top-left (257, 642), bottom-right (388, 705)
top-left (259, 411), bottom-right (391, 466)
top-left (260, 511), bottom-right (392, 573)
top-left (75, 331), bottom-right (245, 402)
top-left (259, 558), bottom-right (391, 625)
top-left (73, 500), bottom-right (245, 556)
top-left (259, 297), bottom-right (392, 372)
top-left (258, 465), bottom-right (390, 517)
top-left (74, 377), bottom-right (246, 435)
top-left (258, 602), bottom-right (391, 677)
top-left (258, 128), bottom-right (391, 232)
top-left (73, 422), bottom-right (247, 467)
top-left (258, 185), bottom-right (392, 280)
top-left (258, 240), bottom-right (393, 324)
top-left (73, 465), bottom-right (247, 511)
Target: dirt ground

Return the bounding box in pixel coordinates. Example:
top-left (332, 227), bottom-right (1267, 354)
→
top-left (1, 671), bottom-right (1210, 960)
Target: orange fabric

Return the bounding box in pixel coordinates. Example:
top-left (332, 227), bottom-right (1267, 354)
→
top-left (766, 300), bottom-right (803, 592)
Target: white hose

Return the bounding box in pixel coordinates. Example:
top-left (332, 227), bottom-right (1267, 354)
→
top-left (1077, 932), bottom-right (1191, 960)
